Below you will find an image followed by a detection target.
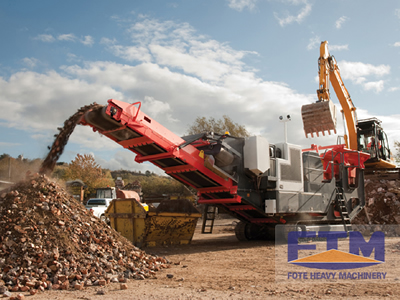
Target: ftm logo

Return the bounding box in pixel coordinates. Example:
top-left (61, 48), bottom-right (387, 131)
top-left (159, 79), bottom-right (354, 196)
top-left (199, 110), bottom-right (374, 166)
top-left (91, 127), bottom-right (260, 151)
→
top-left (288, 231), bottom-right (385, 270)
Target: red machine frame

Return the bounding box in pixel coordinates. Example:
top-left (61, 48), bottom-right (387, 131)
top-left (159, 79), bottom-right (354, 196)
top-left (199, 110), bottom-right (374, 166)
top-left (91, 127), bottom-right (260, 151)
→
top-left (81, 99), bottom-right (241, 205)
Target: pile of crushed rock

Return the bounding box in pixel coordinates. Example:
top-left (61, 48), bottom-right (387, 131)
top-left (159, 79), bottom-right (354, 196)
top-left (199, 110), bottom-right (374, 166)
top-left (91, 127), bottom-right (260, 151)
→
top-left (0, 174), bottom-right (169, 297)
top-left (352, 178), bottom-right (400, 235)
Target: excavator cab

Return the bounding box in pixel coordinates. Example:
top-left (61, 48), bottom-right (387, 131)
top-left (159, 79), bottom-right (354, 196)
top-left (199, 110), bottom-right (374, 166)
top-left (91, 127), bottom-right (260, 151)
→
top-left (357, 118), bottom-right (393, 169)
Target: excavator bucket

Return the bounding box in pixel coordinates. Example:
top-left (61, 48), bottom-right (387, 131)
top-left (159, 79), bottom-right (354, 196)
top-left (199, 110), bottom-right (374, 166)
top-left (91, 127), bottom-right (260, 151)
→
top-left (301, 100), bottom-right (337, 137)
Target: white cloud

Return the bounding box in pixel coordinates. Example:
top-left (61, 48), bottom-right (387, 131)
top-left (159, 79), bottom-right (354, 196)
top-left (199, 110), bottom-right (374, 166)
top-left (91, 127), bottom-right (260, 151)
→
top-left (394, 42), bottom-right (400, 47)
top-left (227, 0), bottom-right (258, 11)
top-left (121, 18), bottom-right (256, 83)
top-left (335, 16), bottom-right (348, 29)
top-left (142, 96), bottom-right (178, 123)
top-left (395, 9), bottom-right (400, 19)
top-left (81, 35), bottom-right (94, 46)
top-left (58, 18), bottom-right (315, 147)
top-left (363, 80), bottom-right (384, 93)
top-left (62, 59), bottom-right (313, 145)
top-left (94, 150), bottom-right (163, 174)
top-left (66, 53), bottom-right (80, 63)
top-left (339, 61), bottom-right (390, 78)
top-left (338, 61), bottom-right (390, 92)
top-left (34, 33), bottom-right (94, 45)
top-left (0, 142), bottom-right (21, 147)
top-left (22, 57), bottom-right (39, 68)
top-left (329, 44), bottom-right (348, 51)
top-left (58, 33), bottom-right (77, 42)
top-left (9, 16), bottom-right (400, 171)
top-left (69, 126), bottom-right (120, 151)
top-left (167, 3), bottom-right (179, 8)
top-left (307, 37), bottom-right (347, 52)
top-left (127, 18), bottom-right (195, 47)
top-left (150, 44), bottom-right (239, 82)
top-left (100, 38), bottom-right (152, 62)
top-left (307, 35), bottom-right (320, 50)
top-left (274, 0), bottom-right (312, 27)
top-left (34, 34), bottom-right (55, 42)
top-left (0, 70), bottom-right (124, 133)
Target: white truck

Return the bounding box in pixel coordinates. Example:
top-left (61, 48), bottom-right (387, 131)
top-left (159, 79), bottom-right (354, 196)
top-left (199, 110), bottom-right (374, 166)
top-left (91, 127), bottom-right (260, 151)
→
top-left (85, 198), bottom-right (112, 222)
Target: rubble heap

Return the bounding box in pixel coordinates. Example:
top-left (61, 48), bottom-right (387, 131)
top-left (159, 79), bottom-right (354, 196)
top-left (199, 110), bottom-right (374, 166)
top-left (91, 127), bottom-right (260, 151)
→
top-left (352, 179), bottom-right (400, 225)
top-left (0, 174), bottom-right (168, 295)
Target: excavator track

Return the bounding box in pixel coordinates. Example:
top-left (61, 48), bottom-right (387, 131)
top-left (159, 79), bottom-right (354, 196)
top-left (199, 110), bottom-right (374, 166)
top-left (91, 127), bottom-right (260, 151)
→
top-left (364, 168), bottom-right (400, 180)
top-left (39, 103), bottom-right (103, 175)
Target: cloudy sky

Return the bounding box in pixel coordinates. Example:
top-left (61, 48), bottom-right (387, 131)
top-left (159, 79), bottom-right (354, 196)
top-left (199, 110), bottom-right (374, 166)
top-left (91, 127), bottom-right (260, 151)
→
top-left (1, 0), bottom-right (400, 173)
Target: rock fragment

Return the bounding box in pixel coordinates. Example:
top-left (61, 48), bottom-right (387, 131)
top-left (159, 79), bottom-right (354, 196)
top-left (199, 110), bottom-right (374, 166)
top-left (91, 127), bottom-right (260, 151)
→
top-left (353, 179), bottom-right (400, 227)
top-left (120, 283), bottom-right (128, 290)
top-left (0, 174), bottom-right (169, 295)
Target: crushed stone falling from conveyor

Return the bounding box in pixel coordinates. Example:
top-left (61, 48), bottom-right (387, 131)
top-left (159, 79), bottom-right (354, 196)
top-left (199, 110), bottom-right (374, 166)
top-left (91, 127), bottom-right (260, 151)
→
top-left (39, 103), bottom-right (102, 175)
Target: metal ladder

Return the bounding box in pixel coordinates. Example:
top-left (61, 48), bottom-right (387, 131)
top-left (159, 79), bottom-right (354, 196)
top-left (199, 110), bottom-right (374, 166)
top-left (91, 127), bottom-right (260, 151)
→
top-left (335, 187), bottom-right (352, 233)
top-left (201, 205), bottom-right (217, 234)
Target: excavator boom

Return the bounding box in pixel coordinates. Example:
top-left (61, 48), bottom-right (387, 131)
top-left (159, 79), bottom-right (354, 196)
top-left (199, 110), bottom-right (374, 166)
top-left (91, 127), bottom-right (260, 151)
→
top-left (301, 40), bottom-right (395, 170)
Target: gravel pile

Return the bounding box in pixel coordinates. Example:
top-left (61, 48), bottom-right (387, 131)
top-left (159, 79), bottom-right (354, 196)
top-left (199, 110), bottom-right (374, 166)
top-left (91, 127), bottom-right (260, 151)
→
top-left (352, 179), bottom-right (400, 225)
top-left (0, 174), bottom-right (168, 296)
top-left (352, 179), bottom-right (400, 236)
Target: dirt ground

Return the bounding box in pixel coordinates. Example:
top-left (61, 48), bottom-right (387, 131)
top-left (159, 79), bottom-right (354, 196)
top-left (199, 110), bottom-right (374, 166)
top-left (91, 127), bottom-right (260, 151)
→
top-left (23, 219), bottom-right (400, 300)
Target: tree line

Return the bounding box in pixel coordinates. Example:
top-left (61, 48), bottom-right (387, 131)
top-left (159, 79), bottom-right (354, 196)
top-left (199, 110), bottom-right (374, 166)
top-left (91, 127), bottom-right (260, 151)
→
top-left (0, 153), bottom-right (194, 200)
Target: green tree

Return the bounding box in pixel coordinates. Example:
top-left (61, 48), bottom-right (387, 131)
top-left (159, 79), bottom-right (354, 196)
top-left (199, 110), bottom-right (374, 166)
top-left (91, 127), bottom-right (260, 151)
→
top-left (139, 175), bottom-right (194, 196)
top-left (0, 154), bottom-right (10, 160)
top-left (64, 154), bottom-right (113, 199)
top-left (110, 170), bottom-right (194, 197)
top-left (187, 115), bottom-right (249, 137)
top-left (52, 163), bottom-right (68, 180)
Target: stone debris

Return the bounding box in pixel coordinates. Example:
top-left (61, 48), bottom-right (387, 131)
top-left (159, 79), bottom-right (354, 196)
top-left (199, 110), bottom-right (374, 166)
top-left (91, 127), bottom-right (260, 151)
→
top-left (352, 179), bottom-right (400, 234)
top-left (39, 103), bottom-right (102, 175)
top-left (0, 174), bottom-right (169, 296)
top-left (96, 289), bottom-right (106, 295)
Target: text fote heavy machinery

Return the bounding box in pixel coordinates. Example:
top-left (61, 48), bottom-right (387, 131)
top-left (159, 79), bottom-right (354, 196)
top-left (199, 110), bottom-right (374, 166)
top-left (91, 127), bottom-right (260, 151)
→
top-left (301, 40), bottom-right (396, 172)
top-left (79, 99), bottom-right (369, 242)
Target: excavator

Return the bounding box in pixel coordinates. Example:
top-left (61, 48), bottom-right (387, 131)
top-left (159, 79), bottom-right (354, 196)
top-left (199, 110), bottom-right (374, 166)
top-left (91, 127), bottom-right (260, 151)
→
top-left (301, 41), bottom-right (396, 171)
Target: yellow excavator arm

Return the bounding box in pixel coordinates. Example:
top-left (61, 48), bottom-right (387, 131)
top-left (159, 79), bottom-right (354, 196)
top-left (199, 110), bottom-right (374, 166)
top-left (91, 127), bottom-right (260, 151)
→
top-left (302, 41), bottom-right (358, 149)
top-left (316, 41), bottom-right (330, 102)
top-left (322, 42), bottom-right (358, 150)
top-left (302, 41), bottom-right (396, 170)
